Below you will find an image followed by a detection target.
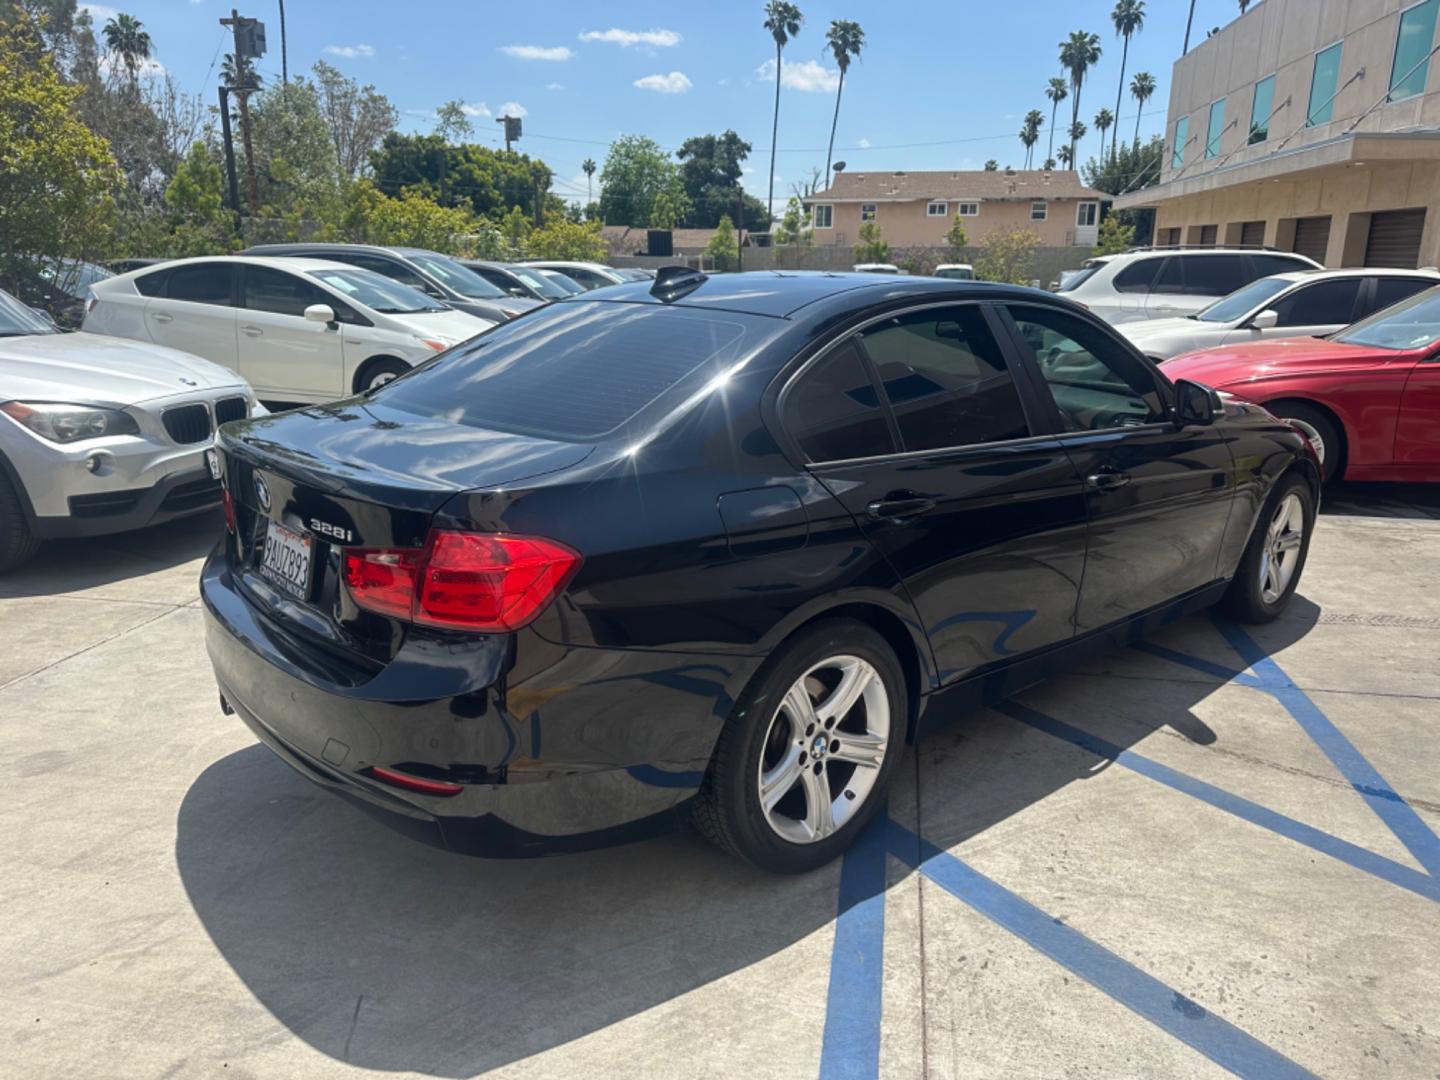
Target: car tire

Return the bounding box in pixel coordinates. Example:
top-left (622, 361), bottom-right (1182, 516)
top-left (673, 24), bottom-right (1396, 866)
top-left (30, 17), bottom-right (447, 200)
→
top-left (691, 620), bottom-right (906, 873)
top-left (355, 357), bottom-right (409, 394)
top-left (1220, 471), bottom-right (1315, 624)
top-left (0, 469), bottom-right (39, 574)
top-left (1270, 402), bottom-right (1342, 482)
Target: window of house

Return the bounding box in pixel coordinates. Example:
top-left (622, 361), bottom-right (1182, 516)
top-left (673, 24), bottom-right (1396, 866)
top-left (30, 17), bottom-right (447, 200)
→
top-left (1249, 74), bottom-right (1276, 144)
top-left (957, 202), bottom-right (979, 216)
top-left (927, 201), bottom-right (948, 217)
top-left (1172, 116), bottom-right (1189, 169)
top-left (1308, 42), bottom-right (1343, 125)
top-left (1076, 202), bottom-right (1098, 227)
top-left (860, 203), bottom-right (877, 222)
top-left (1030, 202), bottom-right (1048, 221)
top-left (813, 204), bottom-right (834, 229)
top-left (1390, 0), bottom-right (1440, 101)
top-left (1205, 98), bottom-right (1227, 158)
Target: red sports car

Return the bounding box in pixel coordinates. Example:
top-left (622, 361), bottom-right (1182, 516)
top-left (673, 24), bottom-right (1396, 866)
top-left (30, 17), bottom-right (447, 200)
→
top-left (1165, 285), bottom-right (1440, 482)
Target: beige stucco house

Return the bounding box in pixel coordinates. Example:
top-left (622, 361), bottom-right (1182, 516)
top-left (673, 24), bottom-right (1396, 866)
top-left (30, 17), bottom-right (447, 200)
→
top-left (802, 169), bottom-right (1111, 249)
top-left (1115, 0), bottom-right (1440, 269)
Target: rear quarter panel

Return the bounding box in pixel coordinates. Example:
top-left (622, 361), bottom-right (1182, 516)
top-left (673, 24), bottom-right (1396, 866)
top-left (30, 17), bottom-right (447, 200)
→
top-left (1214, 397), bottom-right (1319, 576)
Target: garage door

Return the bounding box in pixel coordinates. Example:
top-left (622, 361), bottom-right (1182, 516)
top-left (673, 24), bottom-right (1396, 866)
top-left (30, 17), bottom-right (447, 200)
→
top-left (1291, 216), bottom-right (1331, 263)
top-left (1198, 224), bottom-right (1218, 246)
top-left (1240, 220), bottom-right (1266, 247)
top-left (1365, 209), bottom-right (1426, 268)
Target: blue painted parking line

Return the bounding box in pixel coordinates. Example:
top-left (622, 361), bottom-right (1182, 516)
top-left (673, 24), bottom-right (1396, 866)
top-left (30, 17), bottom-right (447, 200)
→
top-left (819, 812), bottom-right (888, 1080)
top-left (884, 820), bottom-right (1320, 1080)
top-left (998, 701), bottom-right (1440, 903)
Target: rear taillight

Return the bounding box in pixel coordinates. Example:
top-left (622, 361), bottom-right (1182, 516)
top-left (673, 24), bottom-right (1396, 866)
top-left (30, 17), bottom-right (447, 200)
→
top-left (343, 530), bottom-right (579, 632)
top-left (86, 291), bottom-right (99, 315)
top-left (222, 488), bottom-right (236, 533)
top-left (367, 765), bottom-right (463, 797)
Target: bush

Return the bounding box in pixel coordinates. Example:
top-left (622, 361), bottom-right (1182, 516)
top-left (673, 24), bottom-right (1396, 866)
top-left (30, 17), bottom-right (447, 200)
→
top-left (526, 218), bottom-right (607, 262)
top-left (975, 227), bottom-right (1041, 285)
top-left (705, 215), bottom-right (740, 271)
top-left (853, 221), bottom-right (889, 264)
top-left (1092, 214), bottom-right (1134, 256)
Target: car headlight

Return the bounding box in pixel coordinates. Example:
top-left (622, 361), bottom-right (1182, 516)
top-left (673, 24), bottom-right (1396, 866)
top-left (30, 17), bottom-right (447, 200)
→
top-left (0, 401), bottom-right (141, 443)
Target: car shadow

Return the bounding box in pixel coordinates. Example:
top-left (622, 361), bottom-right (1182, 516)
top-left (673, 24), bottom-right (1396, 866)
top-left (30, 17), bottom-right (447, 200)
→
top-left (173, 598), bottom-right (1322, 1077)
top-left (0, 510), bottom-right (220, 599)
top-left (1322, 481), bottom-right (1440, 521)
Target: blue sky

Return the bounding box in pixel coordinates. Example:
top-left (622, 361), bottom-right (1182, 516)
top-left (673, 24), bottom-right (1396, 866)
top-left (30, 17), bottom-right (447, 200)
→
top-left (81, 0), bottom-right (1252, 209)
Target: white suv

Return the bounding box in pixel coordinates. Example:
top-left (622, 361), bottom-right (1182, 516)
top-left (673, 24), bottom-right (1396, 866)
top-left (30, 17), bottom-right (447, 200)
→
top-left (1055, 246), bottom-right (1322, 325)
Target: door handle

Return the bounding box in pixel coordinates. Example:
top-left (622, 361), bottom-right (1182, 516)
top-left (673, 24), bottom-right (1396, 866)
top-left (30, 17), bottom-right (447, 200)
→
top-left (242, 325), bottom-right (262, 337)
top-left (150, 312), bottom-right (172, 323)
top-left (866, 493), bottom-right (935, 521)
top-left (1086, 470), bottom-right (1132, 492)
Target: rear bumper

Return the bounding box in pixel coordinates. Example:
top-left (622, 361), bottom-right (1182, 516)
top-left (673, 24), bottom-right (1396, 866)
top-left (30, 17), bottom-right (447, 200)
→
top-left (201, 545), bottom-right (760, 855)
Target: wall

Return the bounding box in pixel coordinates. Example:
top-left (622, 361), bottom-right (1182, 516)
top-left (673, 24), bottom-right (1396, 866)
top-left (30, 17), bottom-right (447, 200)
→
top-left (810, 197), bottom-right (1099, 248)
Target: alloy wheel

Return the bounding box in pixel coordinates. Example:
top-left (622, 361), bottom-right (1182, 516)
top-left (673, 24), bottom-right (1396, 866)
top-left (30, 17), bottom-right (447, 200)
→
top-left (368, 371), bottom-right (399, 390)
top-left (1259, 492), bottom-right (1305, 604)
top-left (756, 655), bottom-right (890, 844)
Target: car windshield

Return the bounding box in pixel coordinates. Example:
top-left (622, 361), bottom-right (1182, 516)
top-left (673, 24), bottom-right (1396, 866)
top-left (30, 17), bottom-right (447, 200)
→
top-left (307, 267), bottom-right (447, 314)
top-left (1054, 262), bottom-right (1105, 292)
top-left (1333, 286), bottom-right (1440, 351)
top-left (403, 252), bottom-right (507, 300)
top-left (537, 269), bottom-right (585, 295)
top-left (0, 288), bottom-right (59, 336)
top-left (372, 301), bottom-right (768, 442)
top-left (1195, 276), bottom-right (1295, 323)
top-left (508, 266), bottom-right (568, 299)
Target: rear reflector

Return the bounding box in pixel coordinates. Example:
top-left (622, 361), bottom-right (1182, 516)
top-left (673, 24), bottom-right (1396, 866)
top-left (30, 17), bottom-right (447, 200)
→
top-left (367, 765), bottom-right (464, 797)
top-left (343, 530), bottom-right (580, 632)
top-left (222, 487), bottom-right (236, 533)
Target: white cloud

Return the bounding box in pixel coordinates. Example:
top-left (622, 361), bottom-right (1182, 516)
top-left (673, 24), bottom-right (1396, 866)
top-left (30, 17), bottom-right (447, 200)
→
top-left (461, 101), bottom-right (490, 117)
top-left (497, 101), bottom-right (528, 118)
top-left (98, 52), bottom-right (166, 79)
top-left (755, 57), bottom-right (840, 93)
top-left (579, 28), bottom-right (681, 48)
top-left (634, 71), bottom-right (692, 94)
top-left (79, 3), bottom-right (118, 22)
top-left (546, 82), bottom-right (564, 91)
top-left (500, 44), bottom-right (573, 61)
top-left (324, 44), bottom-right (375, 58)
top-left (856, 137), bottom-right (871, 148)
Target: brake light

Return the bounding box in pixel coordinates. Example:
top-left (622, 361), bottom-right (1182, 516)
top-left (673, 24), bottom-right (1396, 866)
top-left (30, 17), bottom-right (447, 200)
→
top-left (86, 290), bottom-right (99, 315)
top-left (368, 765), bottom-right (463, 797)
top-left (222, 487), bottom-right (236, 533)
top-left (343, 530), bottom-right (579, 632)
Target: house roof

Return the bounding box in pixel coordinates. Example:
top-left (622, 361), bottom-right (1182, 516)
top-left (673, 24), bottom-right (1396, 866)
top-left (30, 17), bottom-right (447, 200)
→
top-left (807, 169), bottom-right (1110, 203)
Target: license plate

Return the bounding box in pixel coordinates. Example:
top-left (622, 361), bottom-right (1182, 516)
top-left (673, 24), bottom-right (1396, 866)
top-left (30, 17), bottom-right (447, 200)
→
top-left (260, 519), bottom-right (313, 599)
top-left (204, 448), bottom-right (220, 480)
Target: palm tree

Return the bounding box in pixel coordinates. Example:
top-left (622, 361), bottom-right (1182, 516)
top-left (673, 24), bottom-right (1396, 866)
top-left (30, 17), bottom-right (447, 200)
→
top-left (823, 19), bottom-right (864, 185)
top-left (1042, 157), bottom-right (1057, 170)
top-left (1059, 30), bottom-right (1102, 166)
top-left (763, 1), bottom-right (804, 229)
top-left (582, 158), bottom-right (596, 204)
top-left (1023, 109), bottom-right (1045, 168)
top-left (1130, 71), bottom-right (1156, 146)
top-left (1110, 0), bottom-right (1146, 159)
top-left (102, 13), bottom-right (151, 83)
top-left (1044, 78), bottom-right (1068, 164)
top-left (1058, 145), bottom-right (1074, 168)
top-left (1019, 127), bottom-right (1036, 169)
top-left (1068, 121), bottom-right (1087, 170)
top-left (1093, 108), bottom-right (1113, 163)
top-left (984, 159), bottom-right (999, 171)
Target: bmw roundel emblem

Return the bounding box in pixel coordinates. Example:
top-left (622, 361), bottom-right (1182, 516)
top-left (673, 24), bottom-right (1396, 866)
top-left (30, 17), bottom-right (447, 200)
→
top-left (254, 474), bottom-right (271, 511)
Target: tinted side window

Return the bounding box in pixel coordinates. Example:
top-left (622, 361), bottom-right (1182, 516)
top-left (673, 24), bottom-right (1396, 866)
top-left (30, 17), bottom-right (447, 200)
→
top-left (165, 263), bottom-right (233, 305)
top-left (859, 306), bottom-right (1030, 451)
top-left (243, 265), bottom-right (333, 317)
top-left (1183, 255), bottom-right (1248, 296)
top-left (1367, 277), bottom-right (1435, 317)
top-left (1152, 257), bottom-right (1184, 293)
top-left (785, 340), bottom-right (896, 462)
top-left (1270, 279), bottom-right (1361, 327)
top-left (1112, 258), bottom-right (1162, 294)
top-left (564, 268), bottom-right (609, 289)
top-left (1007, 305), bottom-right (1165, 432)
top-left (347, 254), bottom-right (432, 292)
top-left (135, 269), bottom-right (169, 297)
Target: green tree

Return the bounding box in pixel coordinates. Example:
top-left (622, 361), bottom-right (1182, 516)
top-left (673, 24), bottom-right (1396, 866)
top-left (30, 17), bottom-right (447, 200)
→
top-left (1092, 108), bottom-right (1113, 161)
top-left (975, 226), bottom-right (1041, 285)
top-left (1059, 29), bottom-right (1102, 164)
top-left (370, 133), bottom-right (554, 222)
top-left (434, 99), bottom-right (472, 141)
top-left (0, 18), bottom-right (118, 295)
top-left (649, 188), bottom-right (687, 229)
top-left (581, 157), bottom-right (596, 202)
top-left (1044, 77), bottom-right (1068, 164)
top-left (704, 213), bottom-right (740, 271)
top-left (772, 196), bottom-right (813, 250)
top-left (527, 218), bottom-right (606, 261)
top-left (499, 205), bottom-right (532, 254)
top-left (598, 134), bottom-right (684, 227)
top-left (983, 159), bottom-right (999, 171)
top-left (674, 130), bottom-right (764, 228)
top-left (1129, 71), bottom-right (1156, 147)
top-left (944, 215), bottom-right (969, 257)
top-left (312, 59), bottom-right (397, 178)
top-left (1109, 0), bottom-right (1146, 159)
top-left (246, 76), bottom-right (340, 218)
top-left (336, 180), bottom-right (476, 251)
top-left (762, 1), bottom-right (803, 230)
top-left (853, 220), bottom-right (889, 263)
top-left (1081, 134), bottom-right (1164, 240)
top-left (823, 19), bottom-right (864, 183)
top-left (161, 142), bottom-right (233, 255)
top-left (101, 11), bottom-right (149, 83)
top-left (1092, 213), bottom-right (1134, 256)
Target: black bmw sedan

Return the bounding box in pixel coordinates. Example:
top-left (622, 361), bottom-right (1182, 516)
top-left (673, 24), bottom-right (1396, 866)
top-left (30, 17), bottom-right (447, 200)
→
top-left (203, 269), bottom-right (1320, 873)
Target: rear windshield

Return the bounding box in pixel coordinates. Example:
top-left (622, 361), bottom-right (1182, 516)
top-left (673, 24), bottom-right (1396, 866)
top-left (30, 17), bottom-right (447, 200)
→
top-left (1054, 262), bottom-right (1104, 292)
top-left (372, 301), bottom-right (764, 440)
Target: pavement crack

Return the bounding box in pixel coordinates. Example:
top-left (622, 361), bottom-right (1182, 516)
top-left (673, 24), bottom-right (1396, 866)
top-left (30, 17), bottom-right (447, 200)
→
top-left (0, 606), bottom-right (181, 693)
top-left (343, 994), bottom-right (365, 1061)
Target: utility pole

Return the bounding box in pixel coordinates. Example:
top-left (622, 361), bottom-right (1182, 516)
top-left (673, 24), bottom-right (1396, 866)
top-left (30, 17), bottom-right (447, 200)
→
top-left (217, 86), bottom-right (242, 230)
top-left (735, 187), bottom-right (743, 273)
top-left (220, 9), bottom-right (265, 217)
top-left (496, 115), bottom-right (521, 154)
top-left (277, 0), bottom-right (287, 83)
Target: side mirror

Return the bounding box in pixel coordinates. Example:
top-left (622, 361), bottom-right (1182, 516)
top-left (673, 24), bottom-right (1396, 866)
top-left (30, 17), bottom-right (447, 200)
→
top-left (304, 303), bottom-right (336, 324)
top-left (1249, 309), bottom-right (1279, 330)
top-left (1174, 378), bottom-right (1220, 425)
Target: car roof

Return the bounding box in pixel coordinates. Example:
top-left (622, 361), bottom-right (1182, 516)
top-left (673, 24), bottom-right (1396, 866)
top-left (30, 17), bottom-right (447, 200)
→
top-left (577, 270), bottom-right (1051, 319)
top-left (243, 242), bottom-right (409, 257)
top-left (114, 254), bottom-right (364, 278)
top-left (522, 260), bottom-right (615, 271)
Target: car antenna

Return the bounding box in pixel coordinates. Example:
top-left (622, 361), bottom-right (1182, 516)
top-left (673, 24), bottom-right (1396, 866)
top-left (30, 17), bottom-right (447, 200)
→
top-left (651, 265), bottom-right (708, 302)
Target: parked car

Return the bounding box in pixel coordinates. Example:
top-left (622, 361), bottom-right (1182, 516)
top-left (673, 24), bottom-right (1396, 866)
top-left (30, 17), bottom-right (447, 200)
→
top-left (533, 268), bottom-right (586, 296)
top-left (0, 287), bottom-right (262, 572)
top-left (1121, 268), bottom-right (1440, 361)
top-left (459, 260), bottom-right (567, 302)
top-left (612, 267), bottom-right (656, 281)
top-left (242, 243), bottom-right (540, 322)
top-left (8, 258), bottom-right (114, 328)
top-left (933, 263), bottom-right (975, 281)
top-left (84, 256), bottom-right (495, 403)
top-left (1166, 284), bottom-right (1440, 483)
top-left (853, 263), bottom-right (902, 274)
top-left (1055, 246), bottom-right (1321, 325)
top-left (517, 260), bottom-right (626, 291)
top-left (203, 269), bottom-right (1318, 872)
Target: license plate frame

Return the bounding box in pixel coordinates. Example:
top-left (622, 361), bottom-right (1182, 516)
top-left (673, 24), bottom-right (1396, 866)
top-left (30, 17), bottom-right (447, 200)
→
top-left (259, 518), bottom-right (314, 600)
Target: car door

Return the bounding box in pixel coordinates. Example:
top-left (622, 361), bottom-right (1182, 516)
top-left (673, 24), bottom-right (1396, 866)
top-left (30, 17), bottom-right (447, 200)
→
top-left (1223, 276), bottom-right (1364, 346)
top-left (999, 302), bottom-right (1235, 632)
top-left (237, 265), bottom-right (348, 400)
top-left (145, 262), bottom-right (239, 370)
top-left (1395, 348), bottom-right (1440, 466)
top-left (782, 303), bottom-right (1088, 684)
